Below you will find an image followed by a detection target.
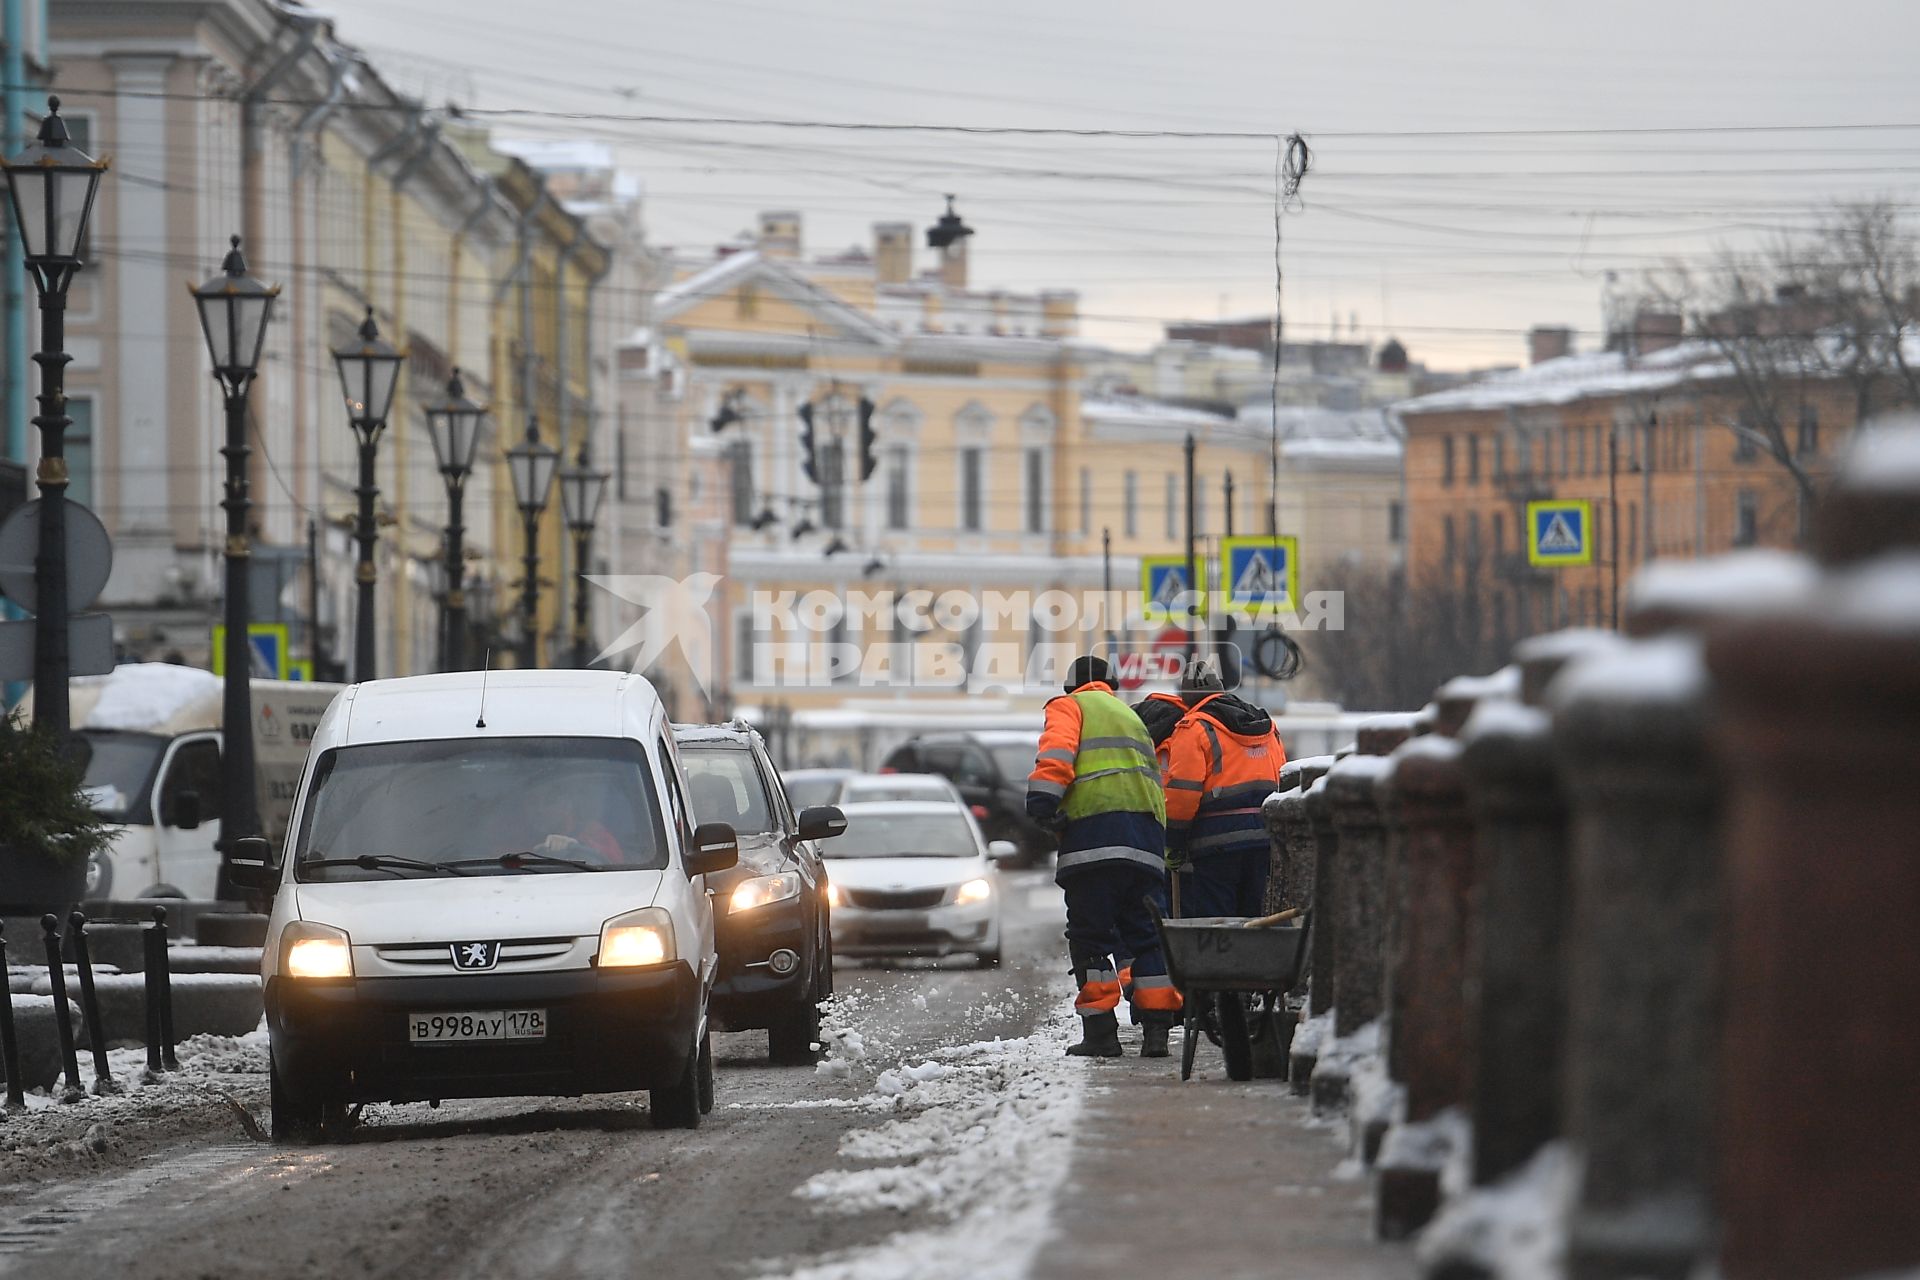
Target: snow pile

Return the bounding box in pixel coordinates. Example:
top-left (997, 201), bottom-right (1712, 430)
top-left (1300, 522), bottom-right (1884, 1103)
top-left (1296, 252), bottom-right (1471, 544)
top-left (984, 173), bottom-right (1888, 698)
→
top-left (767, 1011), bottom-right (1084, 1280)
top-left (1291, 1010), bottom-right (1333, 1062)
top-left (813, 991), bottom-right (875, 1081)
top-left (81, 663), bottom-right (221, 732)
top-left (1379, 1106), bottom-right (1470, 1175)
top-left (1417, 1141), bottom-right (1577, 1280)
top-left (1348, 1049), bottom-right (1404, 1156)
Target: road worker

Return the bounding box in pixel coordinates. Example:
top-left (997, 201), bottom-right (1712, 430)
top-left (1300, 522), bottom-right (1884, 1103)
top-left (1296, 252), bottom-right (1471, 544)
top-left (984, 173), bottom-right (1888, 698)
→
top-left (1028, 655), bottom-right (1183, 1058)
top-left (1160, 660), bottom-right (1288, 917)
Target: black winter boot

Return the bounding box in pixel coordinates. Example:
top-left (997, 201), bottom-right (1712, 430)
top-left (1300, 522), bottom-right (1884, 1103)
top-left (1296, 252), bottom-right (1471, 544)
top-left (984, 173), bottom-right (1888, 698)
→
top-left (1138, 1012), bottom-right (1174, 1058)
top-left (1066, 1012), bottom-right (1122, 1058)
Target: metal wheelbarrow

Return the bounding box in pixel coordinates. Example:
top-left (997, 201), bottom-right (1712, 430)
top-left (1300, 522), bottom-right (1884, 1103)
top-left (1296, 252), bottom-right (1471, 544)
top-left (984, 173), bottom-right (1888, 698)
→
top-left (1149, 901), bottom-right (1311, 1082)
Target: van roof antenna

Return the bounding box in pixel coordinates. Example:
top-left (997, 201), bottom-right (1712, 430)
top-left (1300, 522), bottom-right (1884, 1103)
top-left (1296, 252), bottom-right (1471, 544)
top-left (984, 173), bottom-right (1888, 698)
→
top-left (476, 649), bottom-right (491, 729)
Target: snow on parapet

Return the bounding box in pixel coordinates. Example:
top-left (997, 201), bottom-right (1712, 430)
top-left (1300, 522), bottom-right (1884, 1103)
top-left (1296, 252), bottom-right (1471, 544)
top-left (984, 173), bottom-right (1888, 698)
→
top-left (80, 663), bottom-right (222, 732)
top-left (1398, 343), bottom-right (1726, 415)
top-left (1627, 550), bottom-right (1820, 620)
top-left (1548, 634), bottom-right (1708, 711)
top-left (1841, 417), bottom-right (1920, 491)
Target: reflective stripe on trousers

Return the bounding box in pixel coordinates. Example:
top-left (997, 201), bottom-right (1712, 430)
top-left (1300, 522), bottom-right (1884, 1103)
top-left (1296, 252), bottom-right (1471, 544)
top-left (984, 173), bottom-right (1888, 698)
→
top-left (1075, 965), bottom-right (1121, 1016)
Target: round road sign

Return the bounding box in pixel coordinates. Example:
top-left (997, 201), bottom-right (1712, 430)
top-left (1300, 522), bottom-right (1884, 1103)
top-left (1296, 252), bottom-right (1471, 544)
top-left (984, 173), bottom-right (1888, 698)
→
top-left (0, 499), bottom-right (113, 613)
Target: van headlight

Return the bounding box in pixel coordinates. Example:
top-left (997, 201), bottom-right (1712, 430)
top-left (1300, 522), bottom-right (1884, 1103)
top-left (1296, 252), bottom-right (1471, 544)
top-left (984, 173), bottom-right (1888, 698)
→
top-left (729, 872), bottom-right (801, 915)
top-left (824, 879), bottom-right (841, 909)
top-left (955, 878), bottom-right (993, 906)
top-left (283, 921), bottom-right (353, 979)
top-left (598, 907), bottom-right (677, 968)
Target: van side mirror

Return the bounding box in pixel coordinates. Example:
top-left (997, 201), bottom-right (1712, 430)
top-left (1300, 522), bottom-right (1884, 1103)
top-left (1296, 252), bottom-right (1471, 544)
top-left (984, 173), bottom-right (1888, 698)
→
top-left (987, 839), bottom-right (1021, 865)
top-left (171, 790), bottom-right (202, 830)
top-left (797, 805), bottom-right (847, 842)
top-left (686, 821), bottom-right (739, 877)
top-left (225, 835), bottom-right (278, 891)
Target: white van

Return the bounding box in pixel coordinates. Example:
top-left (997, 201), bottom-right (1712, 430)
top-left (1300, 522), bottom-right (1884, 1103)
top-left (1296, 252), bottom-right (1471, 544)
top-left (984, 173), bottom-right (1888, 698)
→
top-left (229, 669), bottom-right (739, 1141)
top-left (32, 663), bottom-right (344, 901)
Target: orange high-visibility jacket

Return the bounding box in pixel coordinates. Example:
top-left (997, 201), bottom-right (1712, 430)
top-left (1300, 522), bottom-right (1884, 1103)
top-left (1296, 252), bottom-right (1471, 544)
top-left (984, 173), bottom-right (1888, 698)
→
top-left (1159, 692), bottom-right (1286, 861)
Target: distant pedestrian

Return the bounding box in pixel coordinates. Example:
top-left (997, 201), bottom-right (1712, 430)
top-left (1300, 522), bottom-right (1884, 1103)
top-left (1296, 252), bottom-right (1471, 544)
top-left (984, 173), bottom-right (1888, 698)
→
top-left (1028, 655), bottom-right (1182, 1058)
top-left (1160, 660), bottom-right (1287, 917)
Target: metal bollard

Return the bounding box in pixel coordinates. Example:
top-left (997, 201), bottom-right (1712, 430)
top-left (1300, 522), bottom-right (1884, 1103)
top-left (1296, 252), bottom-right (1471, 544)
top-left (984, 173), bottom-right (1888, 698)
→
top-left (40, 915), bottom-right (83, 1100)
top-left (1551, 636), bottom-right (1719, 1280)
top-left (68, 912), bottom-right (117, 1094)
top-left (142, 916), bottom-right (164, 1075)
top-left (152, 907), bottom-right (178, 1070)
top-left (1708, 551), bottom-right (1920, 1280)
top-left (0, 924), bottom-right (23, 1110)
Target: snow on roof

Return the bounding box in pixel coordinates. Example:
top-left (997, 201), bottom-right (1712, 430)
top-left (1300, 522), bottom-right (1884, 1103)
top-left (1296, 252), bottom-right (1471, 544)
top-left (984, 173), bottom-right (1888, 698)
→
top-left (1398, 342), bottom-right (1729, 415)
top-left (492, 137), bottom-right (615, 172)
top-left (79, 663), bottom-right (222, 732)
top-left (1080, 395), bottom-right (1237, 431)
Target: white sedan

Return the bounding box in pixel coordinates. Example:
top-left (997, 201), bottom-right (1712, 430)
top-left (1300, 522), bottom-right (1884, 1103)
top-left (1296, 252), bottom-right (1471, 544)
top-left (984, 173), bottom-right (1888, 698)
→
top-left (823, 801), bottom-right (1016, 968)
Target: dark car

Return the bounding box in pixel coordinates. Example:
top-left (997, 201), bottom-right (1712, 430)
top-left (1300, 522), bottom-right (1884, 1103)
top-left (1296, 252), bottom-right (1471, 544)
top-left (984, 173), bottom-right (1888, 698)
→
top-left (674, 723), bottom-right (846, 1064)
top-left (879, 731), bottom-right (1053, 867)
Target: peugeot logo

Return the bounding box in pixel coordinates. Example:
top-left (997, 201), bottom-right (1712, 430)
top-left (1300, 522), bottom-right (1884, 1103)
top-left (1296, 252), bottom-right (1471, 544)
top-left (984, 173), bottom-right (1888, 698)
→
top-left (450, 941), bottom-right (501, 971)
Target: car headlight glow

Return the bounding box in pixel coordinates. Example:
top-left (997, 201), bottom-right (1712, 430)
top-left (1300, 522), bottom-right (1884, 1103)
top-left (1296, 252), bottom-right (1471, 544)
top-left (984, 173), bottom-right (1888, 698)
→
top-left (824, 879), bottom-right (841, 908)
top-left (283, 922), bottom-right (352, 979)
top-left (955, 877), bottom-right (993, 906)
top-left (729, 871), bottom-right (802, 915)
top-left (598, 907), bottom-right (676, 968)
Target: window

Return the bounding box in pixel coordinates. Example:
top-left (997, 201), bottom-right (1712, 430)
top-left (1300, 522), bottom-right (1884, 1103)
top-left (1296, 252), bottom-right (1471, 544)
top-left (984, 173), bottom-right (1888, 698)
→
top-left (1443, 513), bottom-right (1457, 564)
top-left (1123, 471), bottom-right (1138, 537)
top-left (1467, 435), bottom-right (1481, 484)
top-left (819, 439), bottom-right (846, 529)
top-left (1518, 435), bottom-right (1533, 478)
top-left (1023, 447), bottom-right (1046, 534)
top-left (726, 438), bottom-right (754, 526)
top-left (735, 612), bottom-right (756, 684)
top-left (1442, 435), bottom-right (1456, 486)
top-left (158, 738), bottom-right (223, 828)
top-left (1466, 510), bottom-right (1482, 561)
top-left (1734, 489), bottom-right (1758, 546)
top-left (655, 486), bottom-right (673, 530)
top-left (1734, 410), bottom-right (1758, 463)
top-left (884, 445), bottom-right (911, 530)
top-left (1388, 500), bottom-right (1404, 543)
top-left (959, 447), bottom-right (983, 531)
top-left (1627, 501), bottom-right (1639, 563)
top-left (66, 396), bottom-right (94, 508)
top-left (1492, 510), bottom-right (1505, 557)
top-left (1078, 466), bottom-right (1092, 536)
top-left (1164, 473), bottom-right (1176, 539)
top-left (1193, 477), bottom-right (1206, 536)
top-left (1493, 435), bottom-right (1506, 479)
top-left (680, 746), bottom-right (775, 835)
top-left (1576, 425), bottom-right (1588, 476)
top-left (1797, 405), bottom-right (1820, 457)
top-left (736, 283), bottom-right (759, 319)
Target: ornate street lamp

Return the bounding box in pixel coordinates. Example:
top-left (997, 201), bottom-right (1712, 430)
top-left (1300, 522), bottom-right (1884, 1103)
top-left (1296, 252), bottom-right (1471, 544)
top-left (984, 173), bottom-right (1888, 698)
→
top-left (331, 307), bottom-right (404, 681)
top-left (189, 234), bottom-right (279, 858)
top-left (557, 441), bottom-right (609, 669)
top-left (4, 96), bottom-right (107, 736)
top-left (504, 419), bottom-right (558, 669)
top-left (424, 368), bottom-right (486, 671)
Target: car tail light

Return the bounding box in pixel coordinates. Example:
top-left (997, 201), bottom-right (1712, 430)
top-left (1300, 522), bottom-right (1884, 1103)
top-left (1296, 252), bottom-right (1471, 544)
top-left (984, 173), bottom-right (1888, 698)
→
top-left (971, 804), bottom-right (990, 819)
top-left (878, 765), bottom-right (898, 774)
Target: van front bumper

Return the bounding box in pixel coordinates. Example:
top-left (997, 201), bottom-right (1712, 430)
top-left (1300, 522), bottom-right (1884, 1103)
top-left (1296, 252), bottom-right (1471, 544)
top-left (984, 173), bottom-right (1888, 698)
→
top-left (266, 963), bottom-right (700, 1104)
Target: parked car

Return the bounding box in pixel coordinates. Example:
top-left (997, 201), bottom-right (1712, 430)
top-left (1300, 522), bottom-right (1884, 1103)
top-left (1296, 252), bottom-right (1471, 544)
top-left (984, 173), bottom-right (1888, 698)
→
top-left (232, 670), bottom-right (739, 1141)
top-left (879, 732), bottom-right (1052, 866)
top-left (822, 801), bottom-right (1017, 968)
top-left (781, 768), bottom-right (857, 810)
top-left (25, 663), bottom-right (343, 901)
top-left (675, 723), bottom-right (845, 1064)
top-left (833, 772), bottom-right (966, 807)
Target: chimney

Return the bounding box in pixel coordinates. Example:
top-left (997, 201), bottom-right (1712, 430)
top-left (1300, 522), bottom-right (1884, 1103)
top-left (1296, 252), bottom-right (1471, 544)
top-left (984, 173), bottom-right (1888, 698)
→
top-left (1632, 308), bottom-right (1683, 355)
top-left (757, 210), bottom-right (801, 259)
top-left (873, 221), bottom-right (912, 285)
top-left (1529, 325), bottom-right (1574, 365)
top-left (1039, 290), bottom-right (1079, 339)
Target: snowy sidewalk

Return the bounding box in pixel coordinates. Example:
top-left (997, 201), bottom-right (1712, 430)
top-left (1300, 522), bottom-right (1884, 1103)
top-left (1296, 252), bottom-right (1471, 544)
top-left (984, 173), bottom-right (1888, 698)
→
top-left (1030, 1052), bottom-right (1418, 1280)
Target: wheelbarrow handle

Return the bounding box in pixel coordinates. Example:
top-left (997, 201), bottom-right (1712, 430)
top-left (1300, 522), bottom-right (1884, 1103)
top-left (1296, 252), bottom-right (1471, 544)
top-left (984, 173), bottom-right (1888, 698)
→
top-left (1241, 907), bottom-right (1306, 929)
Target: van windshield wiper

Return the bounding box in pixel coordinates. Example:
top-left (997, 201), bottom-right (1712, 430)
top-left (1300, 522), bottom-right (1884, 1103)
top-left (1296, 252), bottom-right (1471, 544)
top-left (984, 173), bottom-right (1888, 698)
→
top-left (301, 855), bottom-right (473, 878)
top-left (447, 850), bottom-right (610, 873)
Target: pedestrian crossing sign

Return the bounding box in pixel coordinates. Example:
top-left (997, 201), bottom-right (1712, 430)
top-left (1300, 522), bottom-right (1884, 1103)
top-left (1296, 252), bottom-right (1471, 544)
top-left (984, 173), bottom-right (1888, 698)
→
top-left (211, 622), bottom-right (291, 679)
top-left (1526, 500), bottom-right (1593, 567)
top-left (1220, 536), bottom-right (1299, 615)
top-left (1140, 555), bottom-right (1211, 622)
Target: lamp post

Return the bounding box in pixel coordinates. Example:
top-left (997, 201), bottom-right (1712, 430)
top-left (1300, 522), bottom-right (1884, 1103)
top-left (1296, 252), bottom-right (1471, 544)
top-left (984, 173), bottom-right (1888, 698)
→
top-left (3, 96), bottom-right (106, 736)
top-left (504, 419), bottom-right (558, 669)
top-left (557, 440), bottom-right (609, 669)
top-left (189, 235), bottom-right (278, 857)
top-left (424, 368), bottom-right (486, 671)
top-left (331, 307), bottom-right (404, 682)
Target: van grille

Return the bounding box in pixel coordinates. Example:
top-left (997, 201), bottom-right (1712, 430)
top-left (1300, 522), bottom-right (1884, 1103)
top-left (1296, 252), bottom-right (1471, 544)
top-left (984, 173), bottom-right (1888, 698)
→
top-left (845, 888), bottom-right (950, 911)
top-left (372, 938), bottom-right (576, 971)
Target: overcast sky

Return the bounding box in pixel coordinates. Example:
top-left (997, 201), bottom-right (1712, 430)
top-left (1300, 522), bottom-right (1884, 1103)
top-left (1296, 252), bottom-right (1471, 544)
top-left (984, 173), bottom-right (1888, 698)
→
top-left (320, 0), bottom-right (1920, 369)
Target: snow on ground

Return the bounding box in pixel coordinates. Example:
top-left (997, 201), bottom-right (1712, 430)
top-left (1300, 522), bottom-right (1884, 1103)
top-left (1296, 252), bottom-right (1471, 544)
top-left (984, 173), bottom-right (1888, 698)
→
top-left (761, 1010), bottom-right (1084, 1280)
top-left (1417, 1141), bottom-right (1576, 1280)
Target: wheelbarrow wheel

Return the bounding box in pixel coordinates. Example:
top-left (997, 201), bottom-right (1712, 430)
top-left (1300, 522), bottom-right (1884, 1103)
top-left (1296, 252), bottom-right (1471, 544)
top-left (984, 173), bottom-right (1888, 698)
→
top-left (1218, 993), bottom-right (1254, 1082)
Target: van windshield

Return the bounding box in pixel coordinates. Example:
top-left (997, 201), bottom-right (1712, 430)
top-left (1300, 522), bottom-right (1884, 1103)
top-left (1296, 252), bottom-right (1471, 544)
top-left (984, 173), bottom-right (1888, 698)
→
top-left (293, 736), bottom-right (668, 880)
top-left (75, 731), bottom-right (166, 822)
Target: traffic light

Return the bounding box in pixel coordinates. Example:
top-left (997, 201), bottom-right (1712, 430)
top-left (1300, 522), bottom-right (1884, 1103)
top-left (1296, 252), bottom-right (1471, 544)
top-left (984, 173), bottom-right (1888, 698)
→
top-left (857, 397), bottom-right (877, 481)
top-left (709, 389), bottom-right (742, 433)
top-left (797, 402), bottom-right (818, 484)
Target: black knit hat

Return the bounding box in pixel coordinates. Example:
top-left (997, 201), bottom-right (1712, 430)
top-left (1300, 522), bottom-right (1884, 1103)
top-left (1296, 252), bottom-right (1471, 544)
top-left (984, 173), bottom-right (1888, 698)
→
top-left (1065, 654), bottom-right (1112, 692)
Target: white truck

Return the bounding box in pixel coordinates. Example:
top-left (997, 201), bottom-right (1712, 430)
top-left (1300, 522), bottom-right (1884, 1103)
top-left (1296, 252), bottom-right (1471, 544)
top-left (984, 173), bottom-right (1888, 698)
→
top-left (29, 663), bottom-right (344, 901)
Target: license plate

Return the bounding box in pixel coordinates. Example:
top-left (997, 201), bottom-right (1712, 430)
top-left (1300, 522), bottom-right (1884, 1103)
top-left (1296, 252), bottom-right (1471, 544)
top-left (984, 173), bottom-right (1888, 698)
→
top-left (408, 1009), bottom-right (547, 1043)
top-left (867, 912), bottom-right (929, 932)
